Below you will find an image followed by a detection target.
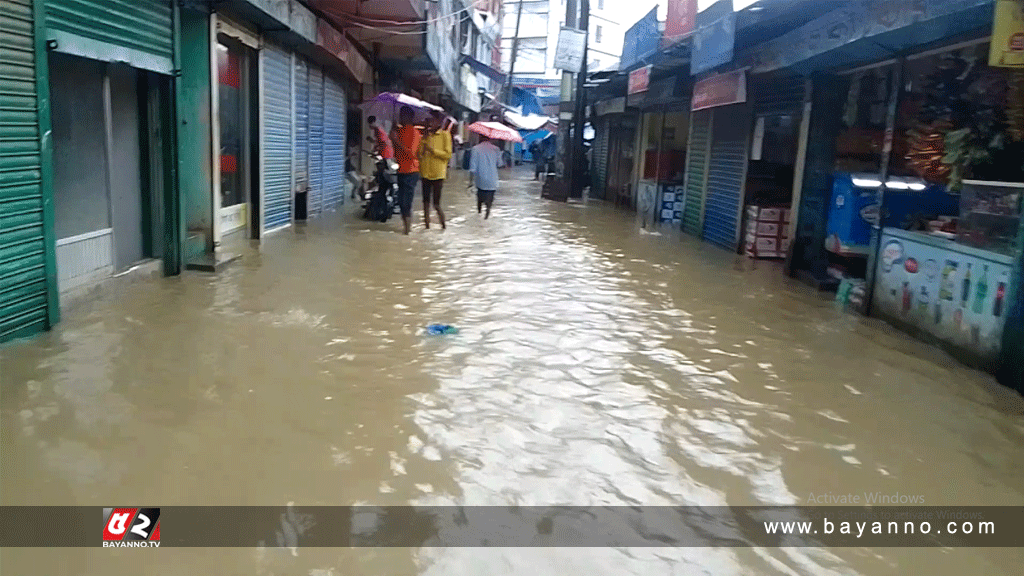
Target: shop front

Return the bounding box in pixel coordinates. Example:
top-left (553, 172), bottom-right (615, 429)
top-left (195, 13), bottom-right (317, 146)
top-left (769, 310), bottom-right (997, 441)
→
top-left (629, 76), bottom-right (690, 228)
top-left (591, 96), bottom-right (637, 205)
top-left (759, 1), bottom-right (1024, 381)
top-left (43, 0), bottom-right (178, 303)
top-left (863, 38), bottom-right (1024, 370)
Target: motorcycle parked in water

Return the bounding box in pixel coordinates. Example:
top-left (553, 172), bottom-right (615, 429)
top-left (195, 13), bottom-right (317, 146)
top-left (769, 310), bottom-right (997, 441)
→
top-left (362, 153), bottom-right (400, 222)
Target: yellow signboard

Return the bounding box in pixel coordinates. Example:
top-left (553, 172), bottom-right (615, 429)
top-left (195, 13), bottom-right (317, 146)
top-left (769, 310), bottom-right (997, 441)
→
top-left (990, 0), bottom-right (1024, 68)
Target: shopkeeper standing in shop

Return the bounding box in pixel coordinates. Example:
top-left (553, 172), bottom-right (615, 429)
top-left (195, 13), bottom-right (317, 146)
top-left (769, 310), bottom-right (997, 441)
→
top-left (392, 106), bottom-right (422, 236)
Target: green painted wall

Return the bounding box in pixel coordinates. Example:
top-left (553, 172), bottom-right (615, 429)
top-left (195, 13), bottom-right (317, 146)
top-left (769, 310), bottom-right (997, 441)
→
top-left (176, 7), bottom-right (212, 254)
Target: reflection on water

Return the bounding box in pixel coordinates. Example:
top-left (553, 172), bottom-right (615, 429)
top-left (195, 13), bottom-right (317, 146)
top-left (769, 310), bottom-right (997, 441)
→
top-left (2, 171), bottom-right (1023, 575)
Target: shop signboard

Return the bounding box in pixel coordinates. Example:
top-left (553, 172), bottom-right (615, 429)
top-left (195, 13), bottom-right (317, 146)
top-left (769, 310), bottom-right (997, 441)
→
top-left (990, 0), bottom-right (1024, 68)
top-left (554, 27), bottom-right (587, 72)
top-left (628, 66), bottom-right (651, 95)
top-left (595, 97), bottom-right (627, 116)
top-left (875, 229), bottom-right (1013, 361)
top-left (665, 0), bottom-right (699, 47)
top-left (692, 70), bottom-right (747, 111)
top-left (691, 0), bottom-right (736, 75)
top-left (750, 0), bottom-right (991, 74)
top-left (620, 8), bottom-right (661, 71)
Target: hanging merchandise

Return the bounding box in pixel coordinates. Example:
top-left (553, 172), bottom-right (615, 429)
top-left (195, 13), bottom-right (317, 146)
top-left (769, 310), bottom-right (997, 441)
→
top-left (1007, 70), bottom-right (1024, 141)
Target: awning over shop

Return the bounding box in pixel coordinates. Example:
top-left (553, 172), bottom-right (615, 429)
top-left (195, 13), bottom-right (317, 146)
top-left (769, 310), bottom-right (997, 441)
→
top-left (504, 111), bottom-right (556, 131)
top-left (461, 54), bottom-right (506, 83)
top-left (745, 0), bottom-right (995, 75)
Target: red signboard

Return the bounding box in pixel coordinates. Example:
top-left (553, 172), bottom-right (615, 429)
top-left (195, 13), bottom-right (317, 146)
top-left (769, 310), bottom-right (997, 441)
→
top-left (628, 65), bottom-right (652, 95)
top-left (692, 69), bottom-right (747, 111)
top-left (665, 0), bottom-right (698, 45)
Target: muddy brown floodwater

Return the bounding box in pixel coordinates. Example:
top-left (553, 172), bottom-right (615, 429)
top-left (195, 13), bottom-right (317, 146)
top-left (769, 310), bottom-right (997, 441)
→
top-left (2, 170), bottom-right (1023, 575)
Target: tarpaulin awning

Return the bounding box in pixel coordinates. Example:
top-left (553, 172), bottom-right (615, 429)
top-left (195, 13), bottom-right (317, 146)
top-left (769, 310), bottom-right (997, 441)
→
top-left (503, 111), bottom-right (556, 131)
top-left (461, 54), bottom-right (506, 83)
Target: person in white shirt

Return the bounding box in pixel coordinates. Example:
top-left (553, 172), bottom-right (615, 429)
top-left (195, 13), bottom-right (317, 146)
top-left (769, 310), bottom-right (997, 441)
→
top-left (469, 136), bottom-right (503, 219)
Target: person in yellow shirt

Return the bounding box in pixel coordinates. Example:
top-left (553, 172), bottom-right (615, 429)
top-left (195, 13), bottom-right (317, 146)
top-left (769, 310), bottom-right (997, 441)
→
top-left (418, 111), bottom-right (453, 230)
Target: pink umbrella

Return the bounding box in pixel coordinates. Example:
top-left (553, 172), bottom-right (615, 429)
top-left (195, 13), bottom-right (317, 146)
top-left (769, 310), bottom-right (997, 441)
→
top-left (467, 121), bottom-right (523, 143)
top-left (361, 92), bottom-right (444, 125)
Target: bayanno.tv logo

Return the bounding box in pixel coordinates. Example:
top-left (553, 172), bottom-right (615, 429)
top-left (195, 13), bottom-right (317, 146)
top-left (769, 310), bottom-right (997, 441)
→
top-left (102, 508), bottom-right (161, 548)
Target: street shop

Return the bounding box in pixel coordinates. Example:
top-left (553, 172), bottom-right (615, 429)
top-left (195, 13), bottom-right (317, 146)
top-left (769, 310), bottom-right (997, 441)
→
top-left (591, 96), bottom-right (638, 207)
top-left (755, 0), bottom-right (1024, 373)
top-left (629, 76), bottom-right (691, 228)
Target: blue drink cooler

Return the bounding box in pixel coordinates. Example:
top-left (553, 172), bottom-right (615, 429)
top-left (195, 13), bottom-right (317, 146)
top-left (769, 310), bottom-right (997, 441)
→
top-left (826, 173), bottom-right (882, 256)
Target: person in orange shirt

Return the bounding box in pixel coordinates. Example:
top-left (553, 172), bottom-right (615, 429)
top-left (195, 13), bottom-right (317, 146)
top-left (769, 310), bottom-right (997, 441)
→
top-left (392, 106), bottom-right (422, 235)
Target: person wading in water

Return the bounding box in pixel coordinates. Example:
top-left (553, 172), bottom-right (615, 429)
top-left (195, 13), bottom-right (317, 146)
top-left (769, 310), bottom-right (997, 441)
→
top-left (418, 111), bottom-right (452, 230)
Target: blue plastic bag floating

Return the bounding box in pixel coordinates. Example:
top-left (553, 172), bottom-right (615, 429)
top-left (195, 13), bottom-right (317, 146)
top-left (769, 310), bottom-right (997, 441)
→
top-left (426, 324), bottom-right (459, 335)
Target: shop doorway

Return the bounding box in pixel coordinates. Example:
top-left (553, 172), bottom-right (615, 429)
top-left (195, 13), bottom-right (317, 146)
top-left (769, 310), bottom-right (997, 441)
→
top-left (607, 114), bottom-right (638, 208)
top-left (49, 53), bottom-right (168, 301)
top-left (217, 35), bottom-right (258, 244)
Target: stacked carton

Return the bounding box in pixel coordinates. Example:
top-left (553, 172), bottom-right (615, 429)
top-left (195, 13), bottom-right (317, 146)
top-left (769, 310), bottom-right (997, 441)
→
top-left (660, 186), bottom-right (683, 225)
top-left (745, 205), bottom-right (792, 259)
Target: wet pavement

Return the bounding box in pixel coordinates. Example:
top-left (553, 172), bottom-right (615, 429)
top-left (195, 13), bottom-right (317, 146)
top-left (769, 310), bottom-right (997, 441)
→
top-left (2, 169), bottom-right (1024, 575)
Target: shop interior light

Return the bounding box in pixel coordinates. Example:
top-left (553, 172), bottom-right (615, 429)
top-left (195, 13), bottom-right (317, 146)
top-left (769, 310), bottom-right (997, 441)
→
top-left (908, 183), bottom-right (926, 191)
top-left (886, 181), bottom-right (910, 190)
top-left (852, 178), bottom-right (883, 188)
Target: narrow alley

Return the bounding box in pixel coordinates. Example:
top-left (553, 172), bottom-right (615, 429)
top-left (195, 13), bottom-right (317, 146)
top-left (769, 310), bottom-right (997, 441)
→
top-left (2, 171), bottom-right (1023, 575)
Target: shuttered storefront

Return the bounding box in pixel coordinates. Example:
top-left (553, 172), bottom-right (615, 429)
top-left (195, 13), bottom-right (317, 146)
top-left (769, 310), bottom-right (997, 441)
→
top-left (702, 105), bottom-right (752, 251)
top-left (323, 74), bottom-right (347, 211)
top-left (1, 0), bottom-right (52, 342)
top-left (682, 109), bottom-right (712, 236)
top-left (293, 57), bottom-right (309, 204)
top-left (308, 65), bottom-right (325, 217)
top-left (46, 0), bottom-right (174, 74)
top-left (262, 43), bottom-right (292, 232)
top-left (592, 117), bottom-right (610, 200)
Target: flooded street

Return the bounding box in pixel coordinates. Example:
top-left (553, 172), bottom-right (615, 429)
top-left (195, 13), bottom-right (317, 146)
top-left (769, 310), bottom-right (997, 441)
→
top-left (2, 170), bottom-right (1023, 575)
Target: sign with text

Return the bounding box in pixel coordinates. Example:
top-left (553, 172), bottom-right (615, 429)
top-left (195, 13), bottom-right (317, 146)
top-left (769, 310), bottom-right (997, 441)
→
top-left (665, 0), bottom-right (698, 46)
top-left (628, 65), bottom-right (652, 95)
top-left (691, 0), bottom-right (737, 74)
top-left (620, 8), bottom-right (661, 71)
top-left (692, 70), bottom-right (747, 111)
top-left (990, 0), bottom-right (1024, 68)
top-left (554, 27), bottom-right (587, 72)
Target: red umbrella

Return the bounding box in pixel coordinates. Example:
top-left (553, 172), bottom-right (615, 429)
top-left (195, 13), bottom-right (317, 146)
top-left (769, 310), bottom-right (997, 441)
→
top-left (467, 121), bottom-right (523, 143)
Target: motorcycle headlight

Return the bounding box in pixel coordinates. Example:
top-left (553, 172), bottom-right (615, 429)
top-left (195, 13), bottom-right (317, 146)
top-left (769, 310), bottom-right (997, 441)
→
top-left (388, 161), bottom-right (399, 172)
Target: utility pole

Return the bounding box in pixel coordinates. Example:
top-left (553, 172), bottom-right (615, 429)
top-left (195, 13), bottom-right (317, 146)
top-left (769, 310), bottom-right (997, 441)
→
top-left (569, 0), bottom-right (589, 198)
top-left (505, 0), bottom-right (525, 105)
top-left (548, 0), bottom-right (578, 201)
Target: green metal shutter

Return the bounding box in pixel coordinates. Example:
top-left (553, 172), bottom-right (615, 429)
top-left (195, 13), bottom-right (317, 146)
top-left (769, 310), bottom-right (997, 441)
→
top-left (1, 0), bottom-right (51, 342)
top-left (682, 109), bottom-right (711, 236)
top-left (46, 0), bottom-right (173, 74)
top-left (592, 117), bottom-right (609, 200)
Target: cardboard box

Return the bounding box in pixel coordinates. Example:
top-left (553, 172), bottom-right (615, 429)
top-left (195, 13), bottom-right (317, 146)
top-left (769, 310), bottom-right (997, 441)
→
top-left (747, 222), bottom-right (781, 237)
top-left (662, 192), bottom-right (676, 202)
top-left (661, 209), bottom-right (674, 220)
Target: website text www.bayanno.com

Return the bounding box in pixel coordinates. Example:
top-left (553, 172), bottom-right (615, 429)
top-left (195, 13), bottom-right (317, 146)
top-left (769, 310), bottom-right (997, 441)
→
top-left (765, 509), bottom-right (996, 540)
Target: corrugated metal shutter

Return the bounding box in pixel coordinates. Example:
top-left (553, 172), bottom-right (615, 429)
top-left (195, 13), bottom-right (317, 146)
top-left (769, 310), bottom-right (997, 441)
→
top-left (262, 43), bottom-right (292, 232)
top-left (592, 117), bottom-right (609, 200)
top-left (323, 73), bottom-right (346, 211)
top-left (752, 75), bottom-right (805, 117)
top-left (46, 0), bottom-right (173, 74)
top-left (293, 57), bottom-right (309, 198)
top-left (1, 0), bottom-right (50, 342)
top-left (308, 65), bottom-right (324, 217)
top-left (682, 109), bottom-right (711, 236)
top-left (702, 105), bottom-right (752, 251)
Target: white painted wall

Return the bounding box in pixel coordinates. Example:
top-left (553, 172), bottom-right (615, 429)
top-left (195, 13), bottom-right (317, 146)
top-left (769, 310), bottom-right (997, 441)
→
top-left (501, 0), bottom-right (662, 79)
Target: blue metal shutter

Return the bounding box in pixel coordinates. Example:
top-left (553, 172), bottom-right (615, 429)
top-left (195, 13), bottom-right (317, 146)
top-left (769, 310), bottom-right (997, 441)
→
top-left (262, 43), bottom-right (292, 232)
top-left (702, 105), bottom-right (751, 251)
top-left (323, 73), bottom-right (346, 211)
top-left (1, 0), bottom-right (51, 342)
top-left (45, 0), bottom-right (173, 74)
top-left (308, 65), bottom-right (324, 217)
top-left (293, 57), bottom-right (309, 200)
top-left (682, 109), bottom-right (712, 236)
